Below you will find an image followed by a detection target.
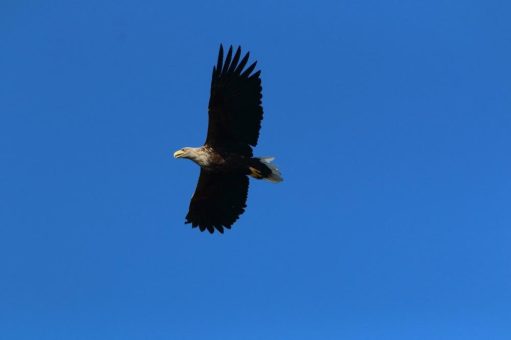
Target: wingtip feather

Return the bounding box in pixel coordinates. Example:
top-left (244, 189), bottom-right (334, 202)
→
top-left (241, 61), bottom-right (257, 77)
top-left (216, 44), bottom-right (224, 72)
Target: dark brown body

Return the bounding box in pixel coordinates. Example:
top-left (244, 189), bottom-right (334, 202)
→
top-left (201, 146), bottom-right (272, 179)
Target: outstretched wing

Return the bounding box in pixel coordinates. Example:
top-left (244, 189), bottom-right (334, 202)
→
top-left (185, 169), bottom-right (249, 233)
top-left (206, 45), bottom-right (263, 156)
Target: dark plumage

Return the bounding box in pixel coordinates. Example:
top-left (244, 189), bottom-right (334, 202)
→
top-left (174, 45), bottom-right (282, 233)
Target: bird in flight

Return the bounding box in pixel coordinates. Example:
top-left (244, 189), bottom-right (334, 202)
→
top-left (174, 44), bottom-right (283, 234)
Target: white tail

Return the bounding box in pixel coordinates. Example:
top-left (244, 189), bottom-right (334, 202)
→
top-left (259, 157), bottom-right (283, 183)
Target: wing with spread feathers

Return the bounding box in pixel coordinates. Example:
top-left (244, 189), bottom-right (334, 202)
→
top-left (205, 45), bottom-right (263, 157)
top-left (186, 169), bottom-right (249, 233)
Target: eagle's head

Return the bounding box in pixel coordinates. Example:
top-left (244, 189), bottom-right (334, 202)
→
top-left (173, 147), bottom-right (209, 167)
top-left (173, 147), bottom-right (194, 159)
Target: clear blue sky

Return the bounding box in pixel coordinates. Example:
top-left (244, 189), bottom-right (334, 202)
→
top-left (1, 0), bottom-right (510, 339)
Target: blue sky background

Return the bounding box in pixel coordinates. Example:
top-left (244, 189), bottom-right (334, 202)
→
top-left (1, 0), bottom-right (510, 339)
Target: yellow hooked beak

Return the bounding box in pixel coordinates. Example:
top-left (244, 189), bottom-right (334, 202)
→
top-left (173, 149), bottom-right (186, 158)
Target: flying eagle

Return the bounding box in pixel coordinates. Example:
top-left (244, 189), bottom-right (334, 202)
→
top-left (173, 45), bottom-right (283, 233)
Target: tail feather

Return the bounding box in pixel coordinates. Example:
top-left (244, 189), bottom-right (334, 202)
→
top-left (257, 157), bottom-right (283, 183)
